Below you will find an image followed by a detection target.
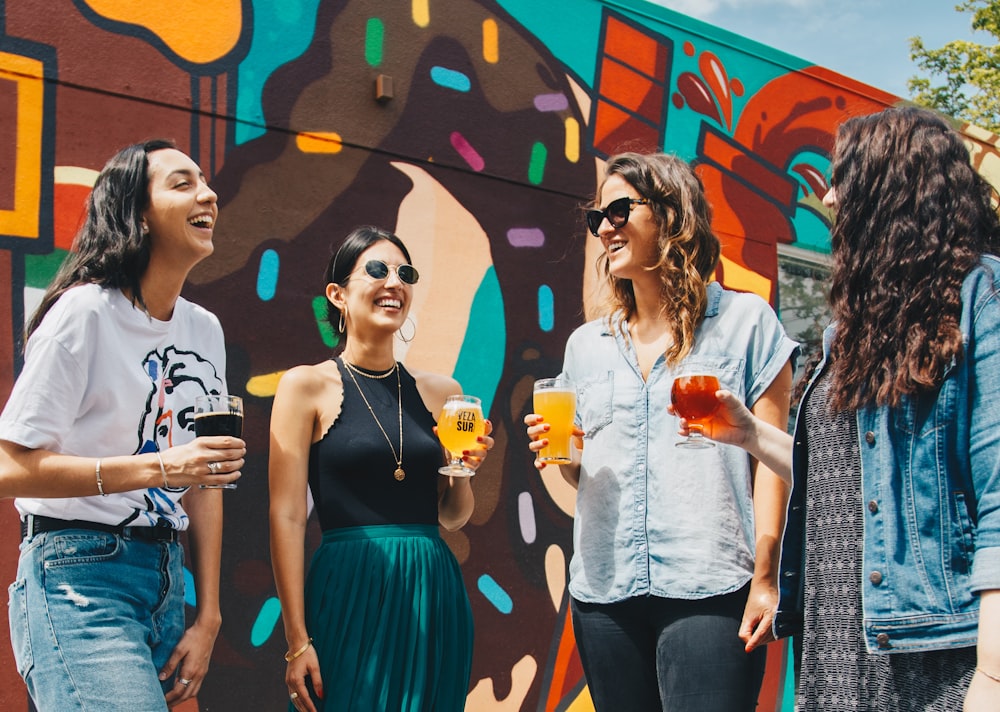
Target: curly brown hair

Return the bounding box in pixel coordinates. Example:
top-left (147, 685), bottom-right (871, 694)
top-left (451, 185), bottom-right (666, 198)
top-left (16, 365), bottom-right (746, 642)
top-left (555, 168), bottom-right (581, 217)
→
top-left (826, 106), bottom-right (1000, 410)
top-left (594, 152), bottom-right (720, 367)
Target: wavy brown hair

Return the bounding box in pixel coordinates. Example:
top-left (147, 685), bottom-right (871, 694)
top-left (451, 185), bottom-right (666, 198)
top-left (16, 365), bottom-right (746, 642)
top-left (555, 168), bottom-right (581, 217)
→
top-left (595, 152), bottom-right (720, 367)
top-left (826, 107), bottom-right (1000, 410)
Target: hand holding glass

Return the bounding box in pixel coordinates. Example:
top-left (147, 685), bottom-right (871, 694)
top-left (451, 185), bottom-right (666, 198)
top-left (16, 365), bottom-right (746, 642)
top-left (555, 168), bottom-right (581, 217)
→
top-left (671, 373), bottom-right (720, 448)
top-left (194, 394), bottom-right (244, 488)
top-left (437, 395), bottom-right (486, 476)
top-left (533, 378), bottom-right (576, 465)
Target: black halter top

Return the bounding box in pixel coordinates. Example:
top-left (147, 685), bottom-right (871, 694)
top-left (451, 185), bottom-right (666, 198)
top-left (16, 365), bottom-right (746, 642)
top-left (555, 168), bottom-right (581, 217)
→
top-left (307, 358), bottom-right (443, 530)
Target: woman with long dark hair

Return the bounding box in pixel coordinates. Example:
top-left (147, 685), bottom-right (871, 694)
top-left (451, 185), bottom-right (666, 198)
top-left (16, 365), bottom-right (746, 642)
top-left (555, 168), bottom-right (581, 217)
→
top-left (526, 153), bottom-right (798, 711)
top-left (1, 140), bottom-right (244, 710)
top-left (676, 106), bottom-right (1000, 710)
top-left (269, 226), bottom-right (491, 712)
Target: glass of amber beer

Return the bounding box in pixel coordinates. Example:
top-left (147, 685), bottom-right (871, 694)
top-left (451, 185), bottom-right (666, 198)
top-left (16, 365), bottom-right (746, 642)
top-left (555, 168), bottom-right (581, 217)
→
top-left (194, 394), bottom-right (244, 488)
top-left (670, 371), bottom-right (720, 449)
top-left (533, 377), bottom-right (576, 465)
top-left (437, 395), bottom-right (486, 476)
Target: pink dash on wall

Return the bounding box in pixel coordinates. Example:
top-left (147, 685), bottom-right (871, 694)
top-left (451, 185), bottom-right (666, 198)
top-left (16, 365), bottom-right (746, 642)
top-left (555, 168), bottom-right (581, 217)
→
top-left (506, 227), bottom-right (545, 247)
top-left (533, 93), bottom-right (568, 112)
top-left (450, 131), bottom-right (485, 171)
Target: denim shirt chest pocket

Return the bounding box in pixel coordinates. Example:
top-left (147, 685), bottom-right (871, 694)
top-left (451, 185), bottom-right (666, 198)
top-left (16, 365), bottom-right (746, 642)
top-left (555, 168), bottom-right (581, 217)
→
top-left (674, 356), bottom-right (746, 399)
top-left (577, 371), bottom-right (614, 438)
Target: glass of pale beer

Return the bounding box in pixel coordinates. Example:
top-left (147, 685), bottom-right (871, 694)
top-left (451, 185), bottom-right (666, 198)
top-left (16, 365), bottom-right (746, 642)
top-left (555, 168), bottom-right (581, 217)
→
top-left (194, 394), bottom-right (244, 488)
top-left (670, 371), bottom-right (720, 449)
top-left (437, 395), bottom-right (486, 476)
top-left (532, 377), bottom-right (576, 465)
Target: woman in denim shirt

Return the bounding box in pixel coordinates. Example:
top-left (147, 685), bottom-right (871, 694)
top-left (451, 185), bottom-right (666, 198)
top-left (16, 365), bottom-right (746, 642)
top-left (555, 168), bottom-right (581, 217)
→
top-left (525, 153), bottom-right (797, 711)
top-left (678, 107), bottom-right (1000, 711)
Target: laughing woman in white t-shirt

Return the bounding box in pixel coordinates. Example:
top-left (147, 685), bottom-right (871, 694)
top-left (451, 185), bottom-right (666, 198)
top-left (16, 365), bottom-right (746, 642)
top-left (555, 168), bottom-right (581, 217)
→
top-left (0, 140), bottom-right (244, 711)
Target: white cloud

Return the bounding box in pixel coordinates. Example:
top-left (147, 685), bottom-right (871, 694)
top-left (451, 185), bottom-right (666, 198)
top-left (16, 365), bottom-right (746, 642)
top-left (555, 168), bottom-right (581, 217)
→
top-left (648, 0), bottom-right (812, 22)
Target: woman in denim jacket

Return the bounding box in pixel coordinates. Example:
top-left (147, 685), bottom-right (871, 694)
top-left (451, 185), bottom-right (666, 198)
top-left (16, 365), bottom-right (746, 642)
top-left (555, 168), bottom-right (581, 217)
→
top-left (676, 107), bottom-right (1000, 711)
top-left (525, 153), bottom-right (797, 711)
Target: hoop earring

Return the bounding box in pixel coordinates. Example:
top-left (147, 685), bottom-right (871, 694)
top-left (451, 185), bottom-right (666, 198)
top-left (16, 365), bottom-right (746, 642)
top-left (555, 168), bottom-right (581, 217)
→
top-left (338, 310), bottom-right (346, 334)
top-left (396, 317), bottom-right (416, 343)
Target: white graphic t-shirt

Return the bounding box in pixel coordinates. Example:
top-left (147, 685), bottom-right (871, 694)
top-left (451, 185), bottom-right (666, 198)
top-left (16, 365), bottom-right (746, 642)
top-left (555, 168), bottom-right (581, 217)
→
top-left (0, 284), bottom-right (227, 530)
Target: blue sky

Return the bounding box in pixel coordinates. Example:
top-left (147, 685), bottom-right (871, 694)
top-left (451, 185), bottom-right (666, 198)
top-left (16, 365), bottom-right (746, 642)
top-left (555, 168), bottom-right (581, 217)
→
top-left (648, 0), bottom-right (983, 98)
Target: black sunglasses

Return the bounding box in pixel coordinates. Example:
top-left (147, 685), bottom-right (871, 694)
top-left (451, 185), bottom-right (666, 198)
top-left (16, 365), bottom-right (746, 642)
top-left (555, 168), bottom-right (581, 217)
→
top-left (585, 196), bottom-right (650, 237)
top-left (361, 259), bottom-right (419, 285)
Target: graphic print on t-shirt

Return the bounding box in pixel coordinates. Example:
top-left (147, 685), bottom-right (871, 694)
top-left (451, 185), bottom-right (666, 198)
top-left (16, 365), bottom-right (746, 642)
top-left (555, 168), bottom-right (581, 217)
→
top-left (131, 345), bottom-right (224, 526)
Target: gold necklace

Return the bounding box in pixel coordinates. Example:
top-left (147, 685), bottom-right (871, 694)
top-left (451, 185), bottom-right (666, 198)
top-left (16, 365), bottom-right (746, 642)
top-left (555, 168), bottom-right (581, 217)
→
top-left (342, 359), bottom-right (405, 481)
top-left (343, 360), bottom-right (397, 380)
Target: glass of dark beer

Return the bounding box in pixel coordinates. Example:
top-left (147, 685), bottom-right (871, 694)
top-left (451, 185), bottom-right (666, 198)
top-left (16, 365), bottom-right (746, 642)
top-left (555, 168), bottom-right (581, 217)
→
top-left (194, 394), bottom-right (244, 489)
top-left (670, 372), bottom-right (720, 449)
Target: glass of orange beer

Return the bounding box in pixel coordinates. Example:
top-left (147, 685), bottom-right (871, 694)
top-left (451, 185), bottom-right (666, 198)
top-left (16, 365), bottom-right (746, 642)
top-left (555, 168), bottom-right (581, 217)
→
top-left (533, 377), bottom-right (576, 465)
top-left (437, 395), bottom-right (486, 476)
top-left (670, 371), bottom-right (720, 449)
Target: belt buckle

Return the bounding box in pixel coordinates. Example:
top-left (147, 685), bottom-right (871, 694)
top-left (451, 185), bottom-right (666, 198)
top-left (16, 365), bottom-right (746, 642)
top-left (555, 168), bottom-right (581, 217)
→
top-left (25, 514), bottom-right (36, 539)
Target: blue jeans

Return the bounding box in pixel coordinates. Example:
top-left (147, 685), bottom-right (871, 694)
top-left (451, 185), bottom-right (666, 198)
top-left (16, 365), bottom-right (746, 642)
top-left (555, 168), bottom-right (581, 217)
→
top-left (8, 529), bottom-right (185, 711)
top-left (571, 586), bottom-right (766, 712)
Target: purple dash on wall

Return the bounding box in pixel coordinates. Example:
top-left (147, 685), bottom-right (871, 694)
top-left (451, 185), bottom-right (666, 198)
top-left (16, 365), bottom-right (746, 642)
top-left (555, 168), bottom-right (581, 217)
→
top-left (506, 228), bottom-right (545, 247)
top-left (533, 93), bottom-right (569, 112)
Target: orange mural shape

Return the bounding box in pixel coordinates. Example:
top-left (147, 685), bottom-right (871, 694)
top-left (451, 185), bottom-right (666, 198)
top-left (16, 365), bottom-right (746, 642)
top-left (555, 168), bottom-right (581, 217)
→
top-left (82, 0), bottom-right (243, 65)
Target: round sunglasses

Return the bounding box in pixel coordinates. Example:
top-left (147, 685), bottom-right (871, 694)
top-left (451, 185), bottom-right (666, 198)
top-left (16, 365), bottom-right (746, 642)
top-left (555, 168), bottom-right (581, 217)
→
top-left (358, 259), bottom-right (419, 285)
top-left (585, 196), bottom-right (650, 237)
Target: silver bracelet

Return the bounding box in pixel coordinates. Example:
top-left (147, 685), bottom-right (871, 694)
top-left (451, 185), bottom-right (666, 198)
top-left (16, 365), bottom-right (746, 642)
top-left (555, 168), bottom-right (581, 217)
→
top-left (95, 458), bottom-right (107, 496)
top-left (155, 449), bottom-right (169, 489)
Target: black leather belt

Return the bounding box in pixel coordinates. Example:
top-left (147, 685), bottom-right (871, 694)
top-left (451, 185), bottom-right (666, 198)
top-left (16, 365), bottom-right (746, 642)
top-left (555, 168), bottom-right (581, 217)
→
top-left (20, 515), bottom-right (179, 543)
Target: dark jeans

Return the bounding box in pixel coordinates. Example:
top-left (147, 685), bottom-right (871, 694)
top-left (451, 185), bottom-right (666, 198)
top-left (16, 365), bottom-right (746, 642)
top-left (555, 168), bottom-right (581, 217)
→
top-left (571, 585), bottom-right (766, 712)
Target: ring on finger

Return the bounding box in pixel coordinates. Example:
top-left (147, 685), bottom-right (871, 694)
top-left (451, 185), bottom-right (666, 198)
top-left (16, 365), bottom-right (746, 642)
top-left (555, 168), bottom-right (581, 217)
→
top-left (178, 678), bottom-right (191, 686)
top-left (290, 692), bottom-right (299, 700)
top-left (207, 462), bottom-right (219, 474)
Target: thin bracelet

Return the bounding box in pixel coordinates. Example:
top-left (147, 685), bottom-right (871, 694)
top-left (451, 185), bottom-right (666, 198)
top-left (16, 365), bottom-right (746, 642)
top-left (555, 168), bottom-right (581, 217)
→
top-left (154, 450), bottom-right (169, 489)
top-left (95, 458), bottom-right (107, 496)
top-left (978, 667), bottom-right (1000, 684)
top-left (284, 638), bottom-right (313, 662)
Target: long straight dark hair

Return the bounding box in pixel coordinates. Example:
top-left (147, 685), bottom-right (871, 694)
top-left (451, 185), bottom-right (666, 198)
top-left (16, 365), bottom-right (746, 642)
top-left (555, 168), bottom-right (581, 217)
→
top-left (826, 107), bottom-right (1000, 410)
top-left (25, 139), bottom-right (176, 343)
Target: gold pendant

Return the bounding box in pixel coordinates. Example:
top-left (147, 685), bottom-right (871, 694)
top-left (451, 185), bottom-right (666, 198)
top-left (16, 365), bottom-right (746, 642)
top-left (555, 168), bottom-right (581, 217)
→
top-left (394, 467), bottom-right (405, 481)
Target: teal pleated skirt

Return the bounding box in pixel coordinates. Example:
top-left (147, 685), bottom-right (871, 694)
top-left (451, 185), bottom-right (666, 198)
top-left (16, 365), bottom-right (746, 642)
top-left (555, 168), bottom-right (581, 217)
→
top-left (297, 524), bottom-right (474, 712)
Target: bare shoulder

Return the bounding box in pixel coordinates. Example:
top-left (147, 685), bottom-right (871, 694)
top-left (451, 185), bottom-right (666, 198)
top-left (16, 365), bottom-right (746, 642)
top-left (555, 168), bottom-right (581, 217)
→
top-left (408, 367), bottom-right (461, 418)
top-left (275, 360), bottom-right (342, 399)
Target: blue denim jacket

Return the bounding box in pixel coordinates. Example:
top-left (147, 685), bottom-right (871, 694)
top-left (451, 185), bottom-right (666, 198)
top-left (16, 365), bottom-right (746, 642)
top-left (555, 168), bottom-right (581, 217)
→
top-left (563, 282), bottom-right (798, 603)
top-left (774, 256), bottom-right (1000, 652)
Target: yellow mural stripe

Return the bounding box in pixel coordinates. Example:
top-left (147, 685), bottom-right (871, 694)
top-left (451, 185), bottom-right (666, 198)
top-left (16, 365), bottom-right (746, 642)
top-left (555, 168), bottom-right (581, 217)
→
top-left (295, 132), bottom-right (343, 154)
top-left (0, 53), bottom-right (44, 240)
top-left (719, 254), bottom-right (771, 301)
top-left (412, 0), bottom-right (430, 27)
top-left (54, 166), bottom-right (100, 187)
top-left (564, 117), bottom-right (580, 163)
top-left (565, 686), bottom-right (596, 712)
top-left (246, 371), bottom-right (285, 398)
top-left (482, 19), bottom-right (499, 64)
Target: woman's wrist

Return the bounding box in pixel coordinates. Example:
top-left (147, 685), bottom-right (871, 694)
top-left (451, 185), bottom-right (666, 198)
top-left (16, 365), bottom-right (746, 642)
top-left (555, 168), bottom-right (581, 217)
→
top-left (977, 667), bottom-right (1000, 684)
top-left (284, 637), bottom-right (313, 662)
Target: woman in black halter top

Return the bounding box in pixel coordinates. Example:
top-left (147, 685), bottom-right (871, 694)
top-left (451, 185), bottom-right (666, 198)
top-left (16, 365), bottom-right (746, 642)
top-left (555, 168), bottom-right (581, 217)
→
top-left (268, 227), bottom-right (492, 712)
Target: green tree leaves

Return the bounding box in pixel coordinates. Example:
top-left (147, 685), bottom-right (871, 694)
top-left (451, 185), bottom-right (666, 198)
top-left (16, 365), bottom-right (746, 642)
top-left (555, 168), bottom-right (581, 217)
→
top-left (909, 0), bottom-right (1000, 131)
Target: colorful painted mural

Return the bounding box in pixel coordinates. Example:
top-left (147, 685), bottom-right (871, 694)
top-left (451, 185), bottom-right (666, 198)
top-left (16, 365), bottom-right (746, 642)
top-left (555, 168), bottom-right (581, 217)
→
top-left (2, 1), bottom-right (998, 710)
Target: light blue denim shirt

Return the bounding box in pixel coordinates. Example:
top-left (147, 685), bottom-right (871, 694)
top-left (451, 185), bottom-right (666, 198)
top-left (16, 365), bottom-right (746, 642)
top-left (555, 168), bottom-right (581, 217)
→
top-left (563, 281), bottom-right (799, 604)
top-left (775, 256), bottom-right (1000, 652)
